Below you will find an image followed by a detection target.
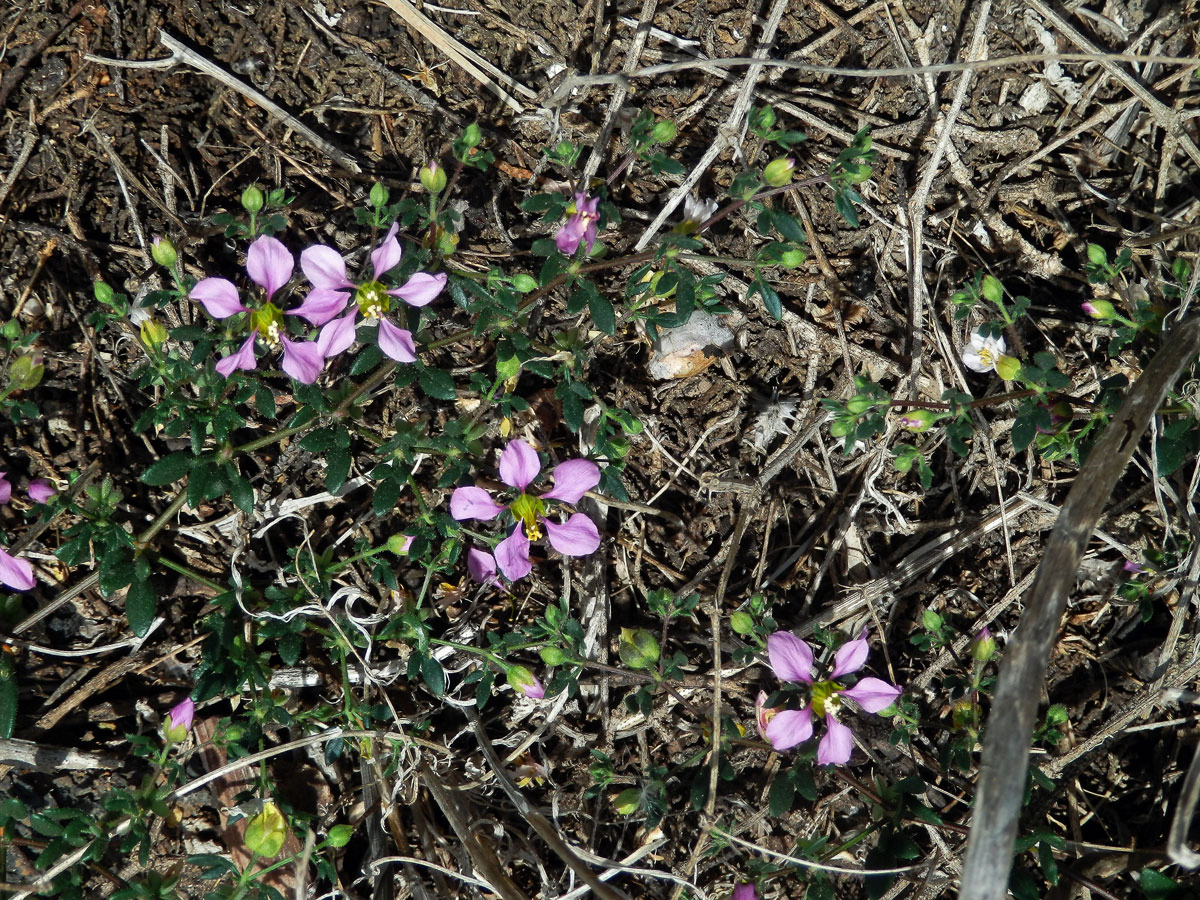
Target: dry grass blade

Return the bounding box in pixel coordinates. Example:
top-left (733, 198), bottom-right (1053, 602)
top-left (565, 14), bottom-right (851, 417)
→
top-left (960, 314), bottom-right (1200, 900)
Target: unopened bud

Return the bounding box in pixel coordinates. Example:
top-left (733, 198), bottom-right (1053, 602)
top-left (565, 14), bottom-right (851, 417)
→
top-left (762, 157), bottom-right (796, 187)
top-left (539, 646), bottom-right (566, 665)
top-left (652, 120), bottom-right (677, 143)
top-left (140, 318), bottom-right (168, 350)
top-left (507, 665), bottom-right (545, 699)
top-left (244, 802), bottom-right (287, 858)
top-left (9, 354), bottom-right (44, 390)
top-left (898, 409), bottom-right (936, 432)
top-left (419, 161), bottom-right (447, 194)
top-left (971, 628), bottom-right (996, 663)
top-left (994, 355), bottom-right (1021, 381)
top-left (387, 534), bottom-right (414, 555)
top-left (618, 627), bottom-right (660, 670)
top-left (162, 697), bottom-right (195, 744)
top-left (730, 611), bottom-right (754, 635)
top-left (150, 236), bottom-right (178, 268)
top-left (241, 185), bottom-right (265, 214)
top-left (1082, 299), bottom-right (1115, 320)
top-left (780, 248), bottom-right (806, 267)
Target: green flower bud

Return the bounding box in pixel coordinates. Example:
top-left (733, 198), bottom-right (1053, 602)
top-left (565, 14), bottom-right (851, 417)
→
top-left (370, 183), bottom-right (390, 208)
top-left (9, 354), bottom-right (44, 390)
top-left (328, 825), bottom-right (354, 847)
top-left (898, 409), bottom-right (936, 432)
top-left (762, 157), bottom-right (796, 187)
top-left (241, 185), bottom-right (265, 214)
top-left (1082, 299), bottom-right (1115, 320)
top-left (845, 397), bottom-right (873, 415)
top-left (140, 319), bottom-right (168, 350)
top-left (613, 788), bottom-right (641, 815)
top-left (994, 354), bottom-right (1021, 382)
top-left (244, 802), bottom-right (287, 858)
top-left (387, 534), bottom-right (413, 555)
top-left (539, 646), bottom-right (566, 665)
top-left (618, 627), bottom-right (660, 670)
top-left (780, 248), bottom-right (806, 268)
top-left (511, 274), bottom-right (538, 293)
top-left (652, 120), bottom-right (677, 143)
top-left (730, 611), bottom-right (755, 635)
top-left (506, 665), bottom-right (544, 698)
top-left (419, 162), bottom-right (447, 194)
top-left (971, 627), bottom-right (996, 663)
top-left (150, 236), bottom-right (177, 269)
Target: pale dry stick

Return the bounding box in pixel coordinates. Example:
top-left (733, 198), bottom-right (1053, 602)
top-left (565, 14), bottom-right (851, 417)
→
top-left (82, 119), bottom-right (151, 265)
top-left (84, 31), bottom-right (362, 174)
top-left (1168, 686), bottom-right (1200, 867)
top-left (960, 314), bottom-right (1200, 900)
top-left (712, 825), bottom-right (935, 879)
top-left (0, 738), bottom-right (120, 773)
top-left (378, 0), bottom-right (534, 114)
top-left (366, 856), bottom-right (500, 894)
top-left (904, 0), bottom-right (991, 395)
top-left (0, 128), bottom-right (36, 214)
top-left (581, 0), bottom-right (657, 186)
top-left (634, 0), bottom-right (790, 252)
top-left (1024, 0), bottom-right (1200, 170)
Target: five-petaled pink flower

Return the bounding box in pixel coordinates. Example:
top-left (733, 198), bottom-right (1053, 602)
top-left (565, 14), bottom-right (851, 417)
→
top-left (555, 192), bottom-right (600, 256)
top-left (757, 631), bottom-right (901, 766)
top-left (190, 235), bottom-right (326, 384)
top-left (301, 223), bottom-right (447, 363)
top-left (28, 479), bottom-right (56, 504)
top-left (450, 439), bottom-right (601, 581)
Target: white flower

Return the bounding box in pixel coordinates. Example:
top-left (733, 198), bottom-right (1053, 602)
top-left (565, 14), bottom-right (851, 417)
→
top-left (682, 194), bottom-right (718, 225)
top-left (962, 329), bottom-right (1006, 373)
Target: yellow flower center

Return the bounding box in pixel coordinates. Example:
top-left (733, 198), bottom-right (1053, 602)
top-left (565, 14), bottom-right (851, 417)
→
top-left (249, 303), bottom-right (284, 346)
top-left (810, 680), bottom-right (842, 720)
top-left (356, 281), bottom-right (391, 320)
top-left (509, 493), bottom-right (545, 541)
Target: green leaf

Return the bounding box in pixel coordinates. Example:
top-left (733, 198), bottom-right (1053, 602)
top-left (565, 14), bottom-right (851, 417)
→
top-left (141, 452), bottom-right (197, 486)
top-left (1138, 868), bottom-right (1181, 900)
top-left (769, 773), bottom-right (796, 816)
top-left (300, 425), bottom-right (349, 453)
top-left (350, 343), bottom-right (383, 375)
top-left (373, 478), bottom-right (401, 516)
top-left (99, 548), bottom-right (136, 597)
top-left (0, 654), bottom-right (17, 739)
top-left (422, 656), bottom-right (446, 697)
top-left (228, 472), bottom-right (255, 514)
top-left (771, 212), bottom-right (807, 244)
top-left (589, 292), bottom-right (616, 336)
top-left (126, 578), bottom-right (156, 637)
top-left (326, 448), bottom-right (351, 493)
top-left (752, 278), bottom-right (782, 320)
top-left (418, 366), bottom-right (456, 401)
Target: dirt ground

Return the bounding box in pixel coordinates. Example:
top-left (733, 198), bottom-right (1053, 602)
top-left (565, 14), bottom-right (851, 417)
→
top-left (3, 0), bottom-right (1200, 898)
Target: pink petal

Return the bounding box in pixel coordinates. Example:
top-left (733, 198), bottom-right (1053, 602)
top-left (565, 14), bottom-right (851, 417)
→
top-left (215, 333), bottom-right (259, 377)
top-left (767, 631), bottom-right (814, 684)
top-left (522, 673), bottom-right (545, 699)
top-left (317, 311), bottom-right (358, 358)
top-left (495, 524), bottom-right (532, 581)
top-left (817, 717), bottom-right (854, 765)
top-left (290, 288), bottom-right (351, 326)
top-left (764, 707), bottom-right (812, 751)
top-left (582, 219), bottom-right (598, 252)
top-left (830, 637), bottom-right (870, 679)
top-left (167, 698), bottom-right (195, 731)
top-left (542, 512), bottom-right (600, 557)
top-left (840, 678), bottom-right (902, 713)
top-left (467, 547), bottom-right (499, 583)
top-left (300, 244), bottom-right (353, 292)
top-left (371, 222), bottom-right (402, 277)
top-left (0, 473), bottom-right (11, 505)
top-left (191, 277), bottom-right (246, 319)
top-left (246, 235), bottom-right (294, 300)
top-left (376, 318), bottom-right (417, 363)
top-left (540, 459), bottom-right (600, 503)
top-left (28, 479), bottom-right (56, 503)
top-left (279, 336), bottom-right (323, 384)
top-left (450, 486), bottom-right (505, 521)
top-left (0, 547), bottom-right (36, 591)
top-left (388, 271), bottom-right (447, 308)
top-left (732, 884), bottom-right (758, 900)
top-left (555, 217), bottom-right (585, 255)
top-left (499, 439), bottom-right (541, 491)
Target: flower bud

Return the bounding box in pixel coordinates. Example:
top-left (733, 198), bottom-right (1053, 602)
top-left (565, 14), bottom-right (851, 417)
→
top-left (971, 628), bottom-right (996, 663)
top-left (1081, 299), bottom-right (1115, 320)
top-left (387, 534), bottom-right (414, 555)
top-left (511, 274), bottom-right (538, 293)
top-left (369, 182), bottom-right (389, 208)
top-left (539, 646), bottom-right (566, 665)
top-left (762, 157), bottom-right (796, 187)
top-left (140, 318), bottom-right (168, 351)
top-left (244, 802), bottom-right (287, 858)
top-left (652, 120), bottom-right (677, 143)
top-left (507, 665), bottom-right (545, 699)
top-left (9, 354), bottom-right (44, 390)
top-left (780, 248), bottom-right (806, 268)
top-left (730, 611), bottom-right (754, 635)
top-left (28, 479), bottom-right (56, 504)
top-left (898, 409), bottom-right (936, 432)
top-left (241, 185), bottom-right (265, 214)
top-left (613, 788), bottom-right (641, 815)
top-left (150, 236), bottom-right (178, 268)
top-left (163, 697), bottom-right (195, 744)
top-left (618, 627), bottom-right (660, 670)
top-left (420, 161), bottom-right (447, 194)
top-left (994, 354), bottom-right (1021, 382)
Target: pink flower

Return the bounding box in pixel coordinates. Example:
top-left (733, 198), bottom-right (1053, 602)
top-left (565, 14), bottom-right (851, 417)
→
top-left (555, 193), bottom-right (600, 256)
top-left (760, 631), bottom-right (901, 765)
top-left (190, 235), bottom-right (324, 384)
top-left (0, 471), bottom-right (11, 505)
top-left (450, 439), bottom-right (601, 582)
top-left (1, 545), bottom-right (36, 591)
top-left (28, 479), bottom-right (56, 504)
top-left (732, 884), bottom-right (758, 900)
top-left (301, 223), bottom-right (447, 363)
top-left (507, 665), bottom-right (545, 699)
